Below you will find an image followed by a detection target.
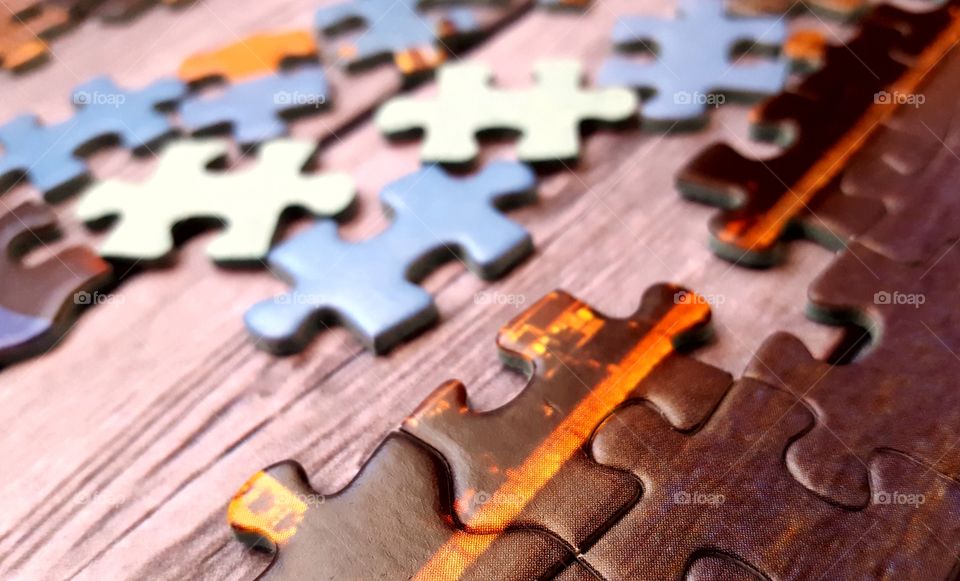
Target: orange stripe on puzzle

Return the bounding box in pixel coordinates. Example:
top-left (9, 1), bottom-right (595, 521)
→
top-left (228, 471), bottom-right (308, 546)
top-left (721, 7), bottom-right (960, 251)
top-left (414, 297), bottom-right (710, 579)
top-left (178, 30), bottom-right (318, 83)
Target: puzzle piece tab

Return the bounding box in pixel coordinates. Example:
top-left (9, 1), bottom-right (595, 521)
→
top-left (403, 286), bottom-right (731, 550)
top-left (229, 434), bottom-right (572, 579)
top-left (0, 76), bottom-right (184, 199)
top-left (376, 60), bottom-right (637, 164)
top-left (597, 0), bottom-right (788, 128)
top-left (75, 139), bottom-right (354, 264)
top-left (583, 380), bottom-right (960, 579)
top-left (676, 3), bottom-right (959, 266)
top-left (0, 0), bottom-right (70, 71)
top-left (178, 31), bottom-right (318, 83)
top-left (0, 202), bottom-right (110, 366)
top-left (180, 66), bottom-right (329, 145)
top-left (315, 0), bottom-right (478, 74)
top-left (245, 161), bottom-right (536, 354)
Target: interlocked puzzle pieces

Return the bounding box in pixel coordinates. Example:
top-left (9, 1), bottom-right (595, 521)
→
top-left (180, 66), bottom-right (330, 145)
top-left (0, 0), bottom-right (71, 71)
top-left (0, 202), bottom-right (110, 366)
top-left (376, 60), bottom-right (637, 164)
top-left (315, 0), bottom-right (478, 74)
top-left (75, 139), bottom-right (355, 264)
top-left (677, 2), bottom-right (957, 266)
top-left (0, 75), bottom-right (184, 200)
top-left (178, 31), bottom-right (319, 84)
top-left (245, 161), bottom-right (536, 354)
top-left (597, 0), bottom-right (787, 128)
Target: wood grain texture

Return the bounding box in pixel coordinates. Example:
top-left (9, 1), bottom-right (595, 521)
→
top-left (0, 1), bottom-right (845, 579)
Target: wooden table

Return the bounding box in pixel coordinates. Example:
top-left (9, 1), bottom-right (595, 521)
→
top-left (0, 1), bottom-right (845, 578)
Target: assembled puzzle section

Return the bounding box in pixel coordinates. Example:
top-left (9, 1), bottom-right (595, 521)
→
top-left (75, 139), bottom-right (355, 264)
top-left (598, 0), bottom-right (788, 128)
top-left (0, 202), bottom-right (110, 366)
top-left (245, 161), bottom-right (537, 354)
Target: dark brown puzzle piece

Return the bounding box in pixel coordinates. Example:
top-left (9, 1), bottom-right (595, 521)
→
top-left (0, 202), bottom-right (110, 366)
top-left (402, 286), bottom-right (732, 551)
top-left (228, 434), bottom-right (573, 580)
top-left (583, 380), bottom-right (960, 579)
top-left (677, 2), bottom-right (959, 267)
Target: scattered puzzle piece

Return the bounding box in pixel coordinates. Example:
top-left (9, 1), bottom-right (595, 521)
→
top-left (376, 60), bottom-right (637, 164)
top-left (676, 3), bottom-right (959, 266)
top-left (0, 76), bottom-right (184, 200)
top-left (583, 380), bottom-right (960, 579)
top-left (597, 0), bottom-right (788, 128)
top-left (315, 0), bottom-right (478, 74)
top-left (95, 0), bottom-right (195, 22)
top-left (75, 139), bottom-right (354, 264)
top-left (729, 0), bottom-right (868, 20)
top-left (403, 286), bottom-right (732, 551)
top-left (229, 434), bottom-right (573, 579)
top-left (0, 202), bottom-right (110, 366)
top-left (245, 161), bottom-right (536, 354)
top-left (0, 0), bottom-right (71, 72)
top-left (178, 31), bottom-right (318, 84)
top-left (180, 66), bottom-right (329, 145)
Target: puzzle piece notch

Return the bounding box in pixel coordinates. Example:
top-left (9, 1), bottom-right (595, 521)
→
top-left (245, 161), bottom-right (536, 355)
top-left (0, 0), bottom-right (71, 71)
top-left (180, 66), bottom-right (330, 145)
top-left (0, 75), bottom-right (184, 199)
top-left (376, 60), bottom-right (637, 164)
top-left (315, 0), bottom-right (479, 74)
top-left (597, 0), bottom-right (788, 128)
top-left (229, 434), bottom-right (572, 579)
top-left (75, 139), bottom-right (355, 264)
top-left (583, 379), bottom-right (960, 579)
top-left (178, 31), bottom-right (319, 84)
top-left (402, 286), bottom-right (732, 550)
top-left (676, 2), bottom-right (958, 266)
top-left (0, 202), bottom-right (110, 366)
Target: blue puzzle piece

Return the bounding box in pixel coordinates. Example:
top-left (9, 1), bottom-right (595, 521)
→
top-left (598, 0), bottom-right (787, 127)
top-left (0, 76), bottom-right (184, 198)
top-left (315, 0), bottom-right (478, 70)
top-left (245, 161), bottom-right (536, 355)
top-left (180, 66), bottom-right (331, 146)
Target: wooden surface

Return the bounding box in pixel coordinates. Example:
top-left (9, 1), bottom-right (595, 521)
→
top-left (0, 1), bottom-right (848, 579)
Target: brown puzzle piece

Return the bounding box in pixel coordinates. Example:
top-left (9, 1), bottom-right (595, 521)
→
top-left (402, 286), bottom-right (732, 551)
top-left (583, 380), bottom-right (960, 579)
top-left (0, 0), bottom-right (71, 71)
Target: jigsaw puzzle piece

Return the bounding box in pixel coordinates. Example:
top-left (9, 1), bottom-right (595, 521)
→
top-left (0, 76), bottom-right (184, 199)
top-left (180, 66), bottom-right (329, 145)
top-left (0, 202), bottom-right (110, 366)
top-left (246, 161), bottom-right (536, 354)
top-left (178, 31), bottom-right (318, 84)
top-left (95, 0), bottom-right (194, 22)
top-left (583, 379), bottom-right (960, 579)
top-left (402, 286), bottom-right (732, 550)
top-left (597, 0), bottom-right (787, 128)
top-left (0, 0), bottom-right (70, 71)
top-left (315, 0), bottom-right (478, 74)
top-left (229, 434), bottom-right (572, 579)
top-left (376, 60), bottom-right (636, 165)
top-left (75, 139), bottom-right (354, 264)
top-left (730, 0), bottom-right (867, 20)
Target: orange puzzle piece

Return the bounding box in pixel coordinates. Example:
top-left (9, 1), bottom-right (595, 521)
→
top-left (178, 30), bottom-right (318, 83)
top-left (0, 0), bottom-right (71, 71)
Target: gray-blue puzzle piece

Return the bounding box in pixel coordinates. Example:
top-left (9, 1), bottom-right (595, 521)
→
top-left (598, 0), bottom-right (787, 127)
top-left (0, 307), bottom-right (49, 355)
top-left (180, 66), bottom-right (330, 146)
top-left (0, 76), bottom-right (184, 198)
top-left (245, 160), bottom-right (536, 355)
top-left (315, 0), bottom-right (478, 69)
